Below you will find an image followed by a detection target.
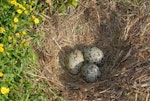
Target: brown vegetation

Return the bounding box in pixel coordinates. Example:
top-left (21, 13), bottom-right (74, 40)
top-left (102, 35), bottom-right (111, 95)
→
top-left (34, 0), bottom-right (150, 100)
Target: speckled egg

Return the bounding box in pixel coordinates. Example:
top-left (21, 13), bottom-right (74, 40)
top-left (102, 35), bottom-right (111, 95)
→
top-left (66, 49), bottom-right (84, 75)
top-left (83, 47), bottom-right (104, 65)
top-left (81, 63), bottom-right (101, 83)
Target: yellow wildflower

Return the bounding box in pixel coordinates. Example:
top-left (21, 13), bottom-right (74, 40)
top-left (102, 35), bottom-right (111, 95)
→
top-left (0, 47), bottom-right (4, 52)
top-left (23, 1), bottom-right (26, 4)
top-left (1, 87), bottom-right (10, 95)
top-left (0, 43), bottom-right (3, 47)
top-left (22, 31), bottom-right (26, 35)
top-left (15, 33), bottom-right (20, 38)
top-left (0, 43), bottom-right (4, 52)
top-left (10, 0), bottom-right (17, 5)
top-left (15, 2), bottom-right (19, 6)
top-left (14, 17), bottom-right (18, 23)
top-left (0, 27), bottom-right (6, 33)
top-left (17, 9), bottom-right (22, 14)
top-left (0, 72), bottom-right (3, 77)
top-left (34, 18), bottom-right (39, 24)
top-left (32, 15), bottom-right (35, 19)
top-left (31, 1), bottom-right (35, 5)
top-left (24, 10), bottom-right (28, 15)
top-left (18, 4), bottom-right (26, 10)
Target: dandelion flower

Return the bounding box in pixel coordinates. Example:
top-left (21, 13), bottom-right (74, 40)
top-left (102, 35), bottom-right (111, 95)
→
top-left (10, 0), bottom-right (17, 5)
top-left (34, 18), bottom-right (39, 24)
top-left (17, 9), bottom-right (22, 14)
top-left (0, 44), bottom-right (4, 52)
top-left (0, 47), bottom-right (4, 52)
top-left (31, 1), bottom-right (35, 5)
top-left (18, 4), bottom-right (26, 10)
top-left (23, 1), bottom-right (26, 4)
top-left (14, 17), bottom-right (18, 23)
top-left (0, 27), bottom-right (6, 33)
top-left (0, 72), bottom-right (3, 77)
top-left (0, 43), bottom-right (3, 47)
top-left (24, 10), bottom-right (28, 15)
top-left (32, 15), bottom-right (35, 19)
top-left (22, 31), bottom-right (26, 35)
top-left (1, 87), bottom-right (10, 95)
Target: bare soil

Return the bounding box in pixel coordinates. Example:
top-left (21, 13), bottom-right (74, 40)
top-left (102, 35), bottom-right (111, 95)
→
top-left (35, 0), bottom-right (150, 101)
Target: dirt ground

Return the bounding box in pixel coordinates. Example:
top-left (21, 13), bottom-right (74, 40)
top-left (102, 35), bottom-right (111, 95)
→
top-left (35, 0), bottom-right (150, 100)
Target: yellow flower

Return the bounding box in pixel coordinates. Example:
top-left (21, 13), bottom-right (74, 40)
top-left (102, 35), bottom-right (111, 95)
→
top-left (18, 4), bottom-right (26, 10)
top-left (0, 27), bottom-right (6, 33)
top-left (0, 47), bottom-right (4, 52)
top-left (1, 87), bottom-right (10, 95)
top-left (32, 15), bottom-right (35, 19)
top-left (0, 43), bottom-right (3, 47)
top-left (31, 1), bottom-right (35, 5)
top-left (22, 31), bottom-right (26, 35)
top-left (24, 10), bottom-right (28, 15)
top-left (10, 0), bottom-right (17, 5)
top-left (15, 33), bottom-right (20, 38)
top-left (14, 17), bottom-right (18, 23)
top-left (23, 1), bottom-right (26, 4)
top-left (17, 9), bottom-right (22, 14)
top-left (0, 72), bottom-right (3, 77)
top-left (34, 18), bottom-right (39, 24)
top-left (0, 43), bottom-right (4, 52)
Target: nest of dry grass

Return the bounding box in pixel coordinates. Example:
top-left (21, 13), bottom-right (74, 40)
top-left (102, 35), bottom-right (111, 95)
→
top-left (34, 0), bottom-right (150, 100)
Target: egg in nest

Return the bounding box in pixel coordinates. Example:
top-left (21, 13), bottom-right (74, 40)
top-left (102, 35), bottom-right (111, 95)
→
top-left (66, 49), bottom-right (84, 75)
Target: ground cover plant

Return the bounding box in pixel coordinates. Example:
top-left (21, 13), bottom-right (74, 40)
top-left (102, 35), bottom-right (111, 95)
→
top-left (0, 0), bottom-right (48, 100)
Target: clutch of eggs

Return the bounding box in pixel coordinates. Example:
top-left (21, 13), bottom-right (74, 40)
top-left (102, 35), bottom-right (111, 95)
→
top-left (66, 46), bottom-right (104, 83)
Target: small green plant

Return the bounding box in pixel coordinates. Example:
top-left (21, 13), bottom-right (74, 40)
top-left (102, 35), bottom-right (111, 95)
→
top-left (0, 0), bottom-right (47, 100)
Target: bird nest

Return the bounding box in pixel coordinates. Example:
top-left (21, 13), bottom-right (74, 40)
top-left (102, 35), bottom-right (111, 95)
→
top-left (34, 0), bottom-right (150, 100)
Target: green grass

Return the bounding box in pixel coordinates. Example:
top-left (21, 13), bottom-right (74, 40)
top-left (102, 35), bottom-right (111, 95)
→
top-left (0, 0), bottom-right (79, 100)
top-left (0, 0), bottom-right (48, 100)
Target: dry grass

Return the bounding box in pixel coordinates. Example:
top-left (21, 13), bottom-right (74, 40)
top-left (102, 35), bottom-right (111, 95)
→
top-left (34, 0), bottom-right (150, 100)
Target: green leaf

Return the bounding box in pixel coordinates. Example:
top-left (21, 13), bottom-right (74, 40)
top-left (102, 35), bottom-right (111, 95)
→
top-left (72, 0), bottom-right (78, 7)
top-left (68, 0), bottom-right (78, 7)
